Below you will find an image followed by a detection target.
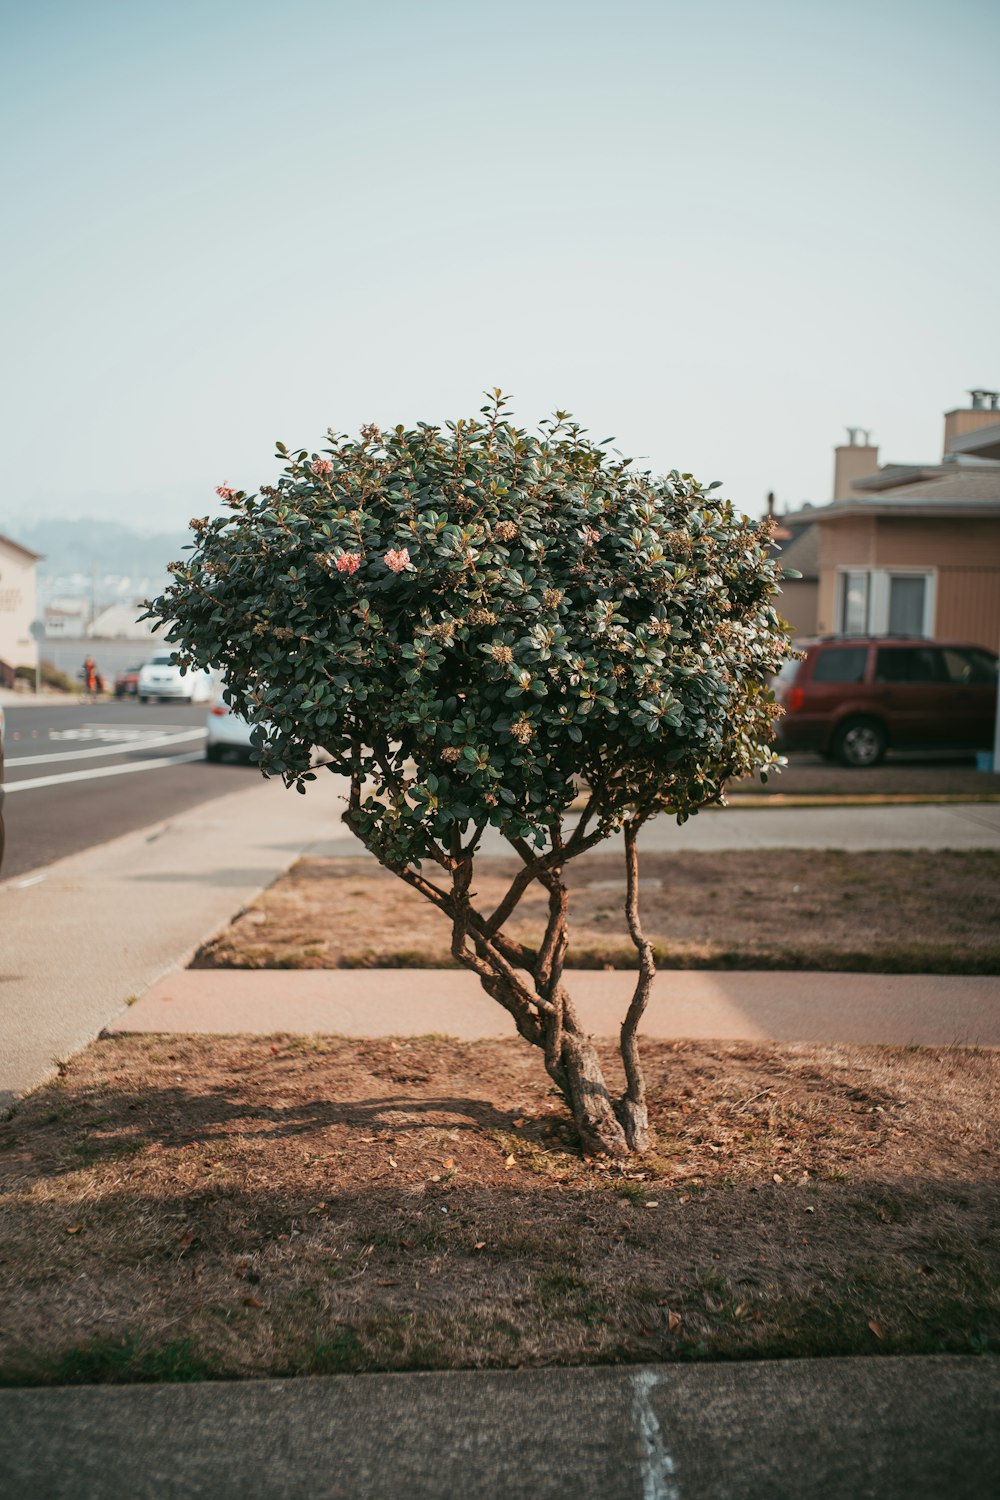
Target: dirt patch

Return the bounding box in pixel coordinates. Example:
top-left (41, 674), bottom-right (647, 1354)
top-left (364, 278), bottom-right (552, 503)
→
top-left (191, 849), bottom-right (1000, 973)
top-left (1, 1035), bottom-right (997, 1383)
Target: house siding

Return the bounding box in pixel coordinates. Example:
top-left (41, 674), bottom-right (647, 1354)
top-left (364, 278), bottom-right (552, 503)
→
top-left (777, 580), bottom-right (819, 638)
top-left (816, 514), bottom-right (1000, 649)
top-left (816, 515), bottom-right (877, 634)
top-left (872, 517), bottom-right (1000, 569)
top-left (935, 567), bottom-right (1000, 650)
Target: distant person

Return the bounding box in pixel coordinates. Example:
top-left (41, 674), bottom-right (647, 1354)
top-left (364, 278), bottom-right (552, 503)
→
top-left (81, 655), bottom-right (101, 701)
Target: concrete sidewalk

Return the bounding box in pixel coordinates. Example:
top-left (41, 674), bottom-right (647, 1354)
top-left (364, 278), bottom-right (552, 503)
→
top-left (113, 966), bottom-right (1000, 1047)
top-left (0, 773), bottom-right (350, 1109)
top-left (306, 800), bottom-right (1000, 856)
top-left (1, 1357), bottom-right (996, 1499)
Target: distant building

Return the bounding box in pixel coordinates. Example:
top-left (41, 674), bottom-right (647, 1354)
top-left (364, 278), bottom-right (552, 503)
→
top-left (88, 602), bottom-right (160, 641)
top-left (0, 530), bottom-right (43, 684)
top-left (771, 392), bottom-right (1000, 649)
top-left (44, 604), bottom-right (89, 638)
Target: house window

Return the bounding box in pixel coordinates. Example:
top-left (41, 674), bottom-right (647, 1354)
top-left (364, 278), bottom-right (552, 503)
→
top-left (887, 575), bottom-right (926, 636)
top-left (838, 571), bottom-right (869, 635)
top-left (836, 568), bottom-right (935, 637)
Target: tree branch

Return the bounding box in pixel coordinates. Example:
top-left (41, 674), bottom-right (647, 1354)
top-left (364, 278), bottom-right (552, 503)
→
top-left (618, 815), bottom-right (654, 1150)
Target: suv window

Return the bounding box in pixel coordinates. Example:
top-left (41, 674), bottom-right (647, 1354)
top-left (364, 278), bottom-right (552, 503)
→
top-left (941, 648), bottom-right (999, 686)
top-left (810, 646), bottom-right (868, 684)
top-left (874, 647), bottom-right (941, 684)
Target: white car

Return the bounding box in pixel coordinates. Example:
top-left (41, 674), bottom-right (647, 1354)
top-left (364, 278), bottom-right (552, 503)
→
top-left (205, 690), bottom-right (329, 768)
top-left (205, 692), bottom-right (257, 762)
top-left (138, 649), bottom-right (213, 704)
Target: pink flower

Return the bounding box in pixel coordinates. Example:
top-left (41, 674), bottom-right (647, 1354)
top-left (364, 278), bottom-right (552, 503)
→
top-left (584, 525), bottom-right (600, 544)
top-left (384, 547), bottom-right (411, 574)
top-left (216, 483), bottom-right (237, 502)
top-left (311, 458), bottom-right (334, 477)
top-left (335, 551), bottom-right (362, 575)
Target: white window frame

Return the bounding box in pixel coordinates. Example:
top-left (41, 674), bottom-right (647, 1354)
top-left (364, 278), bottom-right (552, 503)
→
top-left (835, 567), bottom-right (936, 637)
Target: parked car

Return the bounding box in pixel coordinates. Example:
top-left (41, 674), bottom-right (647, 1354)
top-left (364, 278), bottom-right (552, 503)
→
top-left (137, 649), bottom-right (213, 704)
top-left (114, 664), bottom-right (143, 699)
top-left (204, 688), bottom-right (328, 768)
top-left (774, 636), bottom-right (998, 766)
top-left (205, 692), bottom-right (257, 762)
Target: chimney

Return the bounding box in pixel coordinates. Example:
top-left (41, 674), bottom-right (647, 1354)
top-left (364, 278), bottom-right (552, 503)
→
top-left (763, 491), bottom-right (792, 541)
top-left (944, 390), bottom-right (1000, 454)
top-left (833, 427), bottom-right (879, 500)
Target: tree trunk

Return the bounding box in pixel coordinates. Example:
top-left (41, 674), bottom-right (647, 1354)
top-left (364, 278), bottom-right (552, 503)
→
top-left (552, 1028), bottom-right (630, 1158)
top-left (364, 817), bottom-right (654, 1157)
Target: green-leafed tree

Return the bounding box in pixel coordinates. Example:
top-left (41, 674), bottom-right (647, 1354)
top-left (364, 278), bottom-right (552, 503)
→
top-left (150, 395), bottom-right (791, 1156)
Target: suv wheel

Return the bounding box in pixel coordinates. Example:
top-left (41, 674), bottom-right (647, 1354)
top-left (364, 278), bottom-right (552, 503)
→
top-left (832, 717), bottom-right (887, 768)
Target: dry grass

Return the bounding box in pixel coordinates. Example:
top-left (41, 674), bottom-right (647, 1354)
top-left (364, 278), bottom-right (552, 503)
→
top-left (1, 1034), bottom-right (997, 1384)
top-left (191, 850), bottom-right (1000, 974)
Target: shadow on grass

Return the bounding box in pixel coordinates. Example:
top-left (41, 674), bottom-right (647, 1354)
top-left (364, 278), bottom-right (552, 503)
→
top-left (0, 1167), bottom-right (997, 1386)
top-left (2, 1037), bottom-right (998, 1385)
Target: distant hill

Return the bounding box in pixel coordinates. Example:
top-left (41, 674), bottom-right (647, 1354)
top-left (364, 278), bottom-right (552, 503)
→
top-left (3, 517), bottom-right (190, 600)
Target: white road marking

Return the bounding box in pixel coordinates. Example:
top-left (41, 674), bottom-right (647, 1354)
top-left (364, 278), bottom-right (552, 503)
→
top-left (10, 728), bottom-right (206, 766)
top-left (4, 750), bottom-right (206, 793)
top-left (48, 725), bottom-right (164, 742)
top-left (633, 1371), bottom-right (680, 1500)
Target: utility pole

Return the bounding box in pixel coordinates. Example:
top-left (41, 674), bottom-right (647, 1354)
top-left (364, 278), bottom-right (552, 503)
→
top-left (29, 618), bottom-right (46, 694)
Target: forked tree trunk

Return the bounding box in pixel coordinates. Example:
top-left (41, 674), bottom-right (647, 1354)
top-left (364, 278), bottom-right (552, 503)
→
top-left (347, 802), bottom-right (656, 1157)
top-left (457, 819), bottom-right (654, 1157)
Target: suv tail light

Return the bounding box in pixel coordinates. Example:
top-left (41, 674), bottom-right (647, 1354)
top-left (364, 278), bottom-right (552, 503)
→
top-left (786, 686), bottom-right (804, 713)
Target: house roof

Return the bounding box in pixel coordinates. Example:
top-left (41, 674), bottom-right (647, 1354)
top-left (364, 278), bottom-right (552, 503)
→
top-left (815, 463), bottom-right (1000, 521)
top-left (850, 464), bottom-right (944, 492)
top-left (948, 421), bottom-right (1000, 462)
top-left (0, 531), bottom-right (44, 562)
top-left (852, 456), bottom-right (1000, 493)
top-left (774, 522), bottom-right (820, 579)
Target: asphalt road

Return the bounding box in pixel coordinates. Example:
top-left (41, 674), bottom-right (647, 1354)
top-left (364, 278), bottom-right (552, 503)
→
top-left (1, 699), bottom-right (259, 880)
top-left (1, 1358), bottom-right (997, 1500)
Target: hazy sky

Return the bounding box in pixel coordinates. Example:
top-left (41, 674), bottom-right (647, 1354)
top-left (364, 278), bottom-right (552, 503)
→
top-left (3, 0), bottom-right (998, 533)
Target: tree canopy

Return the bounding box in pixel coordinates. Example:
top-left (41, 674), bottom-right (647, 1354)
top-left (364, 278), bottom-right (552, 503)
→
top-left (153, 395), bottom-right (789, 859)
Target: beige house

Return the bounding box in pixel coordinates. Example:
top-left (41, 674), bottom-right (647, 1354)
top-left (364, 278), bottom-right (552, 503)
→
top-left (0, 531), bottom-right (42, 686)
top-left (765, 495), bottom-right (820, 636)
top-left (773, 394), bottom-right (1000, 651)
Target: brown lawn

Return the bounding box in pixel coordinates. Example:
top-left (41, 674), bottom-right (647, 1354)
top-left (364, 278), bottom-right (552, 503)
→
top-left (191, 849), bottom-right (1000, 974)
top-left (1, 1034), bottom-right (996, 1383)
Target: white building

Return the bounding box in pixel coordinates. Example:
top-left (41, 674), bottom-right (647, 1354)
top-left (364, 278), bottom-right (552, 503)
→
top-left (89, 602), bottom-right (160, 641)
top-left (45, 604), bottom-right (90, 637)
top-left (0, 531), bottom-right (42, 682)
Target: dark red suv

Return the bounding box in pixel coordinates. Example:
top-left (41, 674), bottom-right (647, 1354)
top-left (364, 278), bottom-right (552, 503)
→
top-left (774, 636), bottom-right (998, 766)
